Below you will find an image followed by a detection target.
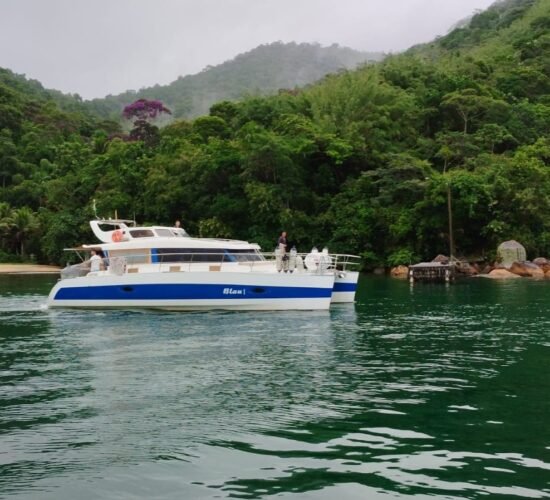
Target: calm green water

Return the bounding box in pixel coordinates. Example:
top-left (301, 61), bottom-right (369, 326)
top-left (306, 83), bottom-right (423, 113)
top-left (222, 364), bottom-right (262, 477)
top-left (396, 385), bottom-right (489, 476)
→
top-left (0, 275), bottom-right (549, 499)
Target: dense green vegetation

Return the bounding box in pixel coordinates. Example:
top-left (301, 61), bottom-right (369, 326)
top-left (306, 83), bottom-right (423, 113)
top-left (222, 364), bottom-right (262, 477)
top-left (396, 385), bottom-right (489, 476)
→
top-left (0, 0), bottom-right (549, 267)
top-left (86, 42), bottom-right (383, 121)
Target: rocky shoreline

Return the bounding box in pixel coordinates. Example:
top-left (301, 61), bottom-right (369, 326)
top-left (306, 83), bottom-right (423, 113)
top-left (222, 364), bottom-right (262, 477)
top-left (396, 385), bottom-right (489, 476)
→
top-left (391, 257), bottom-right (550, 280)
top-left (390, 240), bottom-right (550, 280)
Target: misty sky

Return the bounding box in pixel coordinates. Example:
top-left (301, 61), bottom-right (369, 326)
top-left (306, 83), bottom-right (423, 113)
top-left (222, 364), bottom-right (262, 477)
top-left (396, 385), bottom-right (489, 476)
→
top-left (0, 0), bottom-right (495, 100)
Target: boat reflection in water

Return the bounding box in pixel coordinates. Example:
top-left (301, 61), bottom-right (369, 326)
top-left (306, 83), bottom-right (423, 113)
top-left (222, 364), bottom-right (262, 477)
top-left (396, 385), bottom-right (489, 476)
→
top-left (47, 219), bottom-right (360, 311)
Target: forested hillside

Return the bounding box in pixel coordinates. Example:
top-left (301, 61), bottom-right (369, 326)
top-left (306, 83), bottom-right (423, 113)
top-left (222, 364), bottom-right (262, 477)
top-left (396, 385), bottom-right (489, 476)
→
top-left (0, 0), bottom-right (548, 267)
top-left (86, 42), bottom-right (383, 120)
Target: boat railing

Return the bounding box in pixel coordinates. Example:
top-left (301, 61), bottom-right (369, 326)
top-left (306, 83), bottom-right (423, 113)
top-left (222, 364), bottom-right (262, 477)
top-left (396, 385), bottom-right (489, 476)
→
top-left (147, 251), bottom-right (360, 274)
top-left (63, 251), bottom-right (361, 278)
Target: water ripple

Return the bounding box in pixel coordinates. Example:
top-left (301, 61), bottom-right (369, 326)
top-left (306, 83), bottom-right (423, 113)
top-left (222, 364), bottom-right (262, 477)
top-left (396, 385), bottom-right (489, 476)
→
top-left (1, 276), bottom-right (549, 498)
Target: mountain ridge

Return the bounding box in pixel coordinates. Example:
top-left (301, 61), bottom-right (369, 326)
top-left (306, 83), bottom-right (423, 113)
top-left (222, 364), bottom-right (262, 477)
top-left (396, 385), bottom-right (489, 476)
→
top-left (85, 41), bottom-right (384, 120)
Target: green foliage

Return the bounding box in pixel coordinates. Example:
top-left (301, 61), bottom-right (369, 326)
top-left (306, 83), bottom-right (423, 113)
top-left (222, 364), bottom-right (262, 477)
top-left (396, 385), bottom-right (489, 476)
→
top-left (387, 248), bottom-right (417, 267)
top-left (9, 206), bottom-right (39, 257)
top-left (0, 0), bottom-right (549, 266)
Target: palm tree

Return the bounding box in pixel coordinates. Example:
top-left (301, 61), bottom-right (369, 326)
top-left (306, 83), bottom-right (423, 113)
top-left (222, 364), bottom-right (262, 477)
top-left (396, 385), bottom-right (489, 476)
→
top-left (0, 201), bottom-right (14, 252)
top-left (11, 207), bottom-right (38, 257)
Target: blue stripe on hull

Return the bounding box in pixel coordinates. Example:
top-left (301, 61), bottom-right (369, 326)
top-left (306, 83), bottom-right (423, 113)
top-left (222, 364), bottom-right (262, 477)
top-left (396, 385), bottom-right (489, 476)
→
top-left (333, 283), bottom-right (357, 292)
top-left (54, 283), bottom-right (332, 301)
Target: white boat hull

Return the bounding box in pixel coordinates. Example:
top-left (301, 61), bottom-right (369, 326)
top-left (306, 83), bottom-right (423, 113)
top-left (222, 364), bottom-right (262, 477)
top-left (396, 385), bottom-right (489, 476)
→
top-left (47, 271), bottom-right (335, 311)
top-left (331, 271), bottom-right (360, 303)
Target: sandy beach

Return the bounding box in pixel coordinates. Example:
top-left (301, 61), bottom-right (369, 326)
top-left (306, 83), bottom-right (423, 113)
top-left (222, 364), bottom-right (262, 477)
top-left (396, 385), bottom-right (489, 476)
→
top-left (0, 264), bottom-right (61, 274)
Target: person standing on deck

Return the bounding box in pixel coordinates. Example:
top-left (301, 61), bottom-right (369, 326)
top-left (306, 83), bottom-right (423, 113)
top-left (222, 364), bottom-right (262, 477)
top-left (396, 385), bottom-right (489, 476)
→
top-left (278, 231), bottom-right (288, 255)
top-left (89, 249), bottom-right (103, 272)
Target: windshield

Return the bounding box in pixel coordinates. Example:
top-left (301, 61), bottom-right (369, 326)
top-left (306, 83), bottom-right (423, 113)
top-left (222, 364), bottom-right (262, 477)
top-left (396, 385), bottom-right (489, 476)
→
top-left (155, 248), bottom-right (263, 263)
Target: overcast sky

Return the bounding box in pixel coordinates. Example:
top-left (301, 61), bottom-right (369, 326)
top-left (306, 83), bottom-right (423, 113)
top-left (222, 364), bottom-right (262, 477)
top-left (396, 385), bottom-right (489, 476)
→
top-left (0, 0), bottom-right (495, 100)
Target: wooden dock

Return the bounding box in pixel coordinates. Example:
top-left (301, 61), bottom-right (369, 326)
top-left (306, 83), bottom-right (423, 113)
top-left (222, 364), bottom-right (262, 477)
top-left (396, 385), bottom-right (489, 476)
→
top-left (409, 262), bottom-right (455, 283)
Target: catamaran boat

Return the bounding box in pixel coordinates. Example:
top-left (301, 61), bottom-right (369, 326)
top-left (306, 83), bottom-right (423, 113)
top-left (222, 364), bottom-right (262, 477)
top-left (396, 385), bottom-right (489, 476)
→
top-left (47, 219), bottom-right (360, 311)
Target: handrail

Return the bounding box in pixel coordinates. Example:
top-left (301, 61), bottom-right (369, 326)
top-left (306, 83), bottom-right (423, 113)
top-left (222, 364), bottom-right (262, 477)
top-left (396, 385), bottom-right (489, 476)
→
top-left (64, 250), bottom-right (361, 279)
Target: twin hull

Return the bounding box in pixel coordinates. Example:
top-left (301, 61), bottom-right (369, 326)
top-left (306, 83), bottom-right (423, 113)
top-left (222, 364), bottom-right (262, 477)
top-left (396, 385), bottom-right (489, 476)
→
top-left (47, 271), bottom-right (346, 311)
top-left (332, 272), bottom-right (359, 303)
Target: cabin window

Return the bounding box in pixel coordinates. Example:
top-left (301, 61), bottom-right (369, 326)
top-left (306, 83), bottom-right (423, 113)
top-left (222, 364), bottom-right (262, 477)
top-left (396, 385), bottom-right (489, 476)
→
top-left (109, 248), bottom-right (151, 264)
top-left (155, 248), bottom-right (263, 263)
top-left (225, 249), bottom-right (263, 262)
top-left (129, 229), bottom-right (155, 238)
top-left (155, 229), bottom-right (175, 237)
top-left (156, 248), bottom-right (225, 263)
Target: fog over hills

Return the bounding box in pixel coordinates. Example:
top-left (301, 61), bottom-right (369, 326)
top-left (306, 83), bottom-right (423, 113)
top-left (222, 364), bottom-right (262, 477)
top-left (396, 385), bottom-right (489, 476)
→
top-left (85, 42), bottom-right (384, 120)
top-left (0, 0), bottom-right (495, 100)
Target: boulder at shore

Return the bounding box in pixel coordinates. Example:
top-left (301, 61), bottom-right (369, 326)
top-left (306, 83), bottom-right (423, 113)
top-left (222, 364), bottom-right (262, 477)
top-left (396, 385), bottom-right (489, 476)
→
top-left (497, 240), bottom-right (526, 269)
top-left (390, 265), bottom-right (409, 279)
top-left (533, 258), bottom-right (550, 273)
top-left (456, 262), bottom-right (478, 276)
top-left (483, 269), bottom-right (522, 279)
top-left (509, 261), bottom-right (545, 278)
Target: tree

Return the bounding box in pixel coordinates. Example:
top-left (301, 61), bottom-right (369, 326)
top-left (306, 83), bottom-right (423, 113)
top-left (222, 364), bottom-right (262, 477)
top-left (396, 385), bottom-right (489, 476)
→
top-left (122, 98), bottom-right (172, 122)
top-left (191, 116), bottom-right (230, 142)
top-left (442, 89), bottom-right (491, 135)
top-left (0, 201), bottom-right (14, 252)
top-left (11, 207), bottom-right (38, 257)
top-left (474, 124), bottom-right (516, 153)
top-left (123, 99), bottom-right (172, 146)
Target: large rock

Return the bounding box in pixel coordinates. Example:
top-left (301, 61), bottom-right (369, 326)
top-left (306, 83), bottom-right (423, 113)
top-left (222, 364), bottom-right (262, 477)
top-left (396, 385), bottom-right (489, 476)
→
top-left (485, 269), bottom-right (522, 279)
top-left (456, 262), bottom-right (478, 276)
top-left (497, 240), bottom-right (526, 269)
top-left (390, 265), bottom-right (409, 279)
top-left (533, 257), bottom-right (550, 273)
top-left (480, 264), bottom-right (494, 275)
top-left (432, 254), bottom-right (450, 264)
top-left (509, 261), bottom-right (545, 278)
top-left (546, 270), bottom-right (550, 279)
top-left (509, 262), bottom-right (531, 277)
top-left (526, 263), bottom-right (545, 279)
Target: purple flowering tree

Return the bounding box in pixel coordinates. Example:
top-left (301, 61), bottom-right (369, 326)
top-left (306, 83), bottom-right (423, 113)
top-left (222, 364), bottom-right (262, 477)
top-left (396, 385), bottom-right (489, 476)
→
top-left (122, 99), bottom-right (172, 146)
